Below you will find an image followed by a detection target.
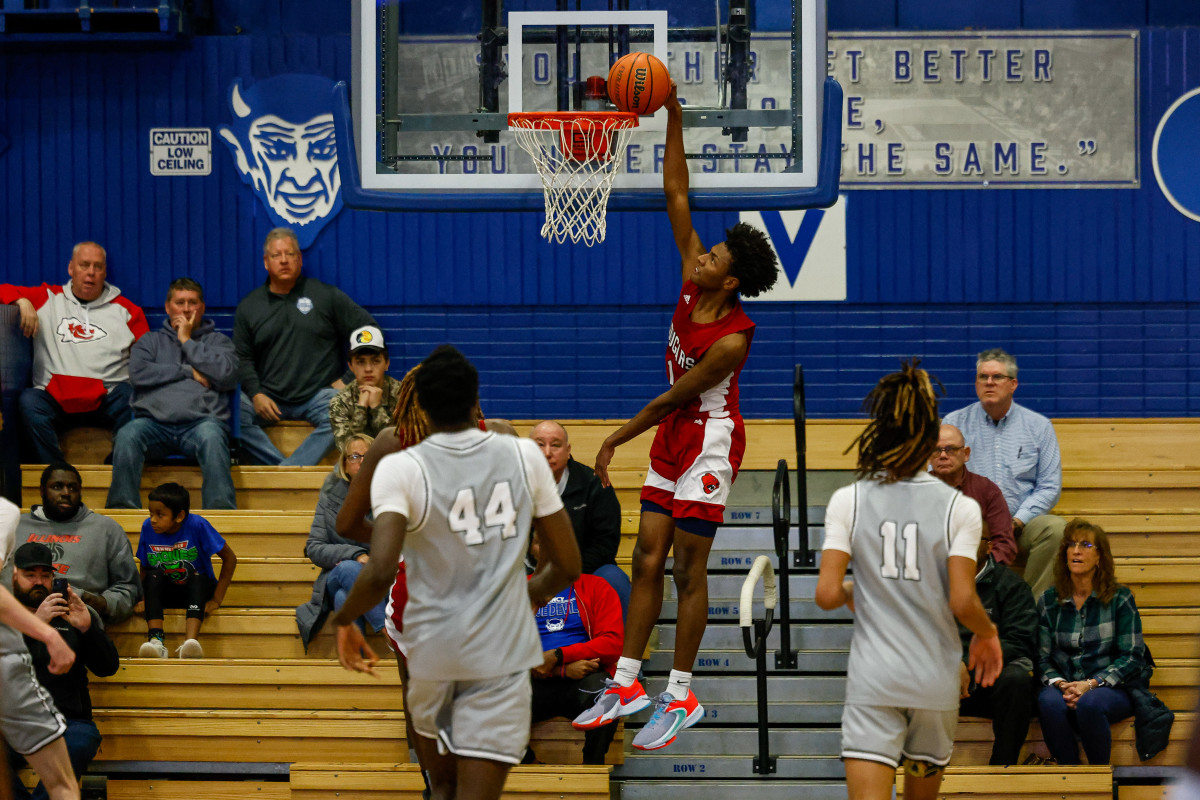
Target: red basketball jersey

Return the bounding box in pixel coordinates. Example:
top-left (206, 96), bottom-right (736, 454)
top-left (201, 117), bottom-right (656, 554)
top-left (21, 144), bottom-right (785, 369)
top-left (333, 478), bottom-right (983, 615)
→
top-left (665, 280), bottom-right (755, 418)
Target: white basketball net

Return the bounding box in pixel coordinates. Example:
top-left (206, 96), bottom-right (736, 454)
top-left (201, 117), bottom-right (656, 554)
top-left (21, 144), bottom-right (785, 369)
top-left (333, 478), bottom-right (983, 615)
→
top-left (509, 113), bottom-right (638, 246)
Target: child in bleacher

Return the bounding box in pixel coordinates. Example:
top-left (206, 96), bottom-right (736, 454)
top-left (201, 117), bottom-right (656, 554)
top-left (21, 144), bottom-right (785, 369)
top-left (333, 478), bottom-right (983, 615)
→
top-left (134, 482), bottom-right (237, 658)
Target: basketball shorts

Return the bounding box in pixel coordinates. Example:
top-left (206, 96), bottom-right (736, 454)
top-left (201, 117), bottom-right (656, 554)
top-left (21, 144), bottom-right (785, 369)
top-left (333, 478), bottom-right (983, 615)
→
top-left (840, 702), bottom-right (957, 770)
top-left (0, 652), bottom-right (67, 755)
top-left (640, 412), bottom-right (745, 524)
top-left (405, 670), bottom-right (532, 765)
top-left (384, 559), bottom-right (409, 657)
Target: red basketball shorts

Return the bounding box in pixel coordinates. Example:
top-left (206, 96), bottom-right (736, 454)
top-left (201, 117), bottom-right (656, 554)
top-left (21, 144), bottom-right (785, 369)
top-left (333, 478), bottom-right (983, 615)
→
top-left (384, 558), bottom-right (409, 657)
top-left (640, 412), bottom-right (745, 523)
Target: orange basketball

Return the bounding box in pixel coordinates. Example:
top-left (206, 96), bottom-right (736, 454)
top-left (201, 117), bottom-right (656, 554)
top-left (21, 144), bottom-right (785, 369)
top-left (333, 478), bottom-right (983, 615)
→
top-left (607, 52), bottom-right (671, 115)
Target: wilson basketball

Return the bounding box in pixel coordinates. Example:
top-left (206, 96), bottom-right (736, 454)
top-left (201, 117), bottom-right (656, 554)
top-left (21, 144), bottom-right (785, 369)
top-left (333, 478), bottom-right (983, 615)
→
top-left (607, 52), bottom-right (671, 115)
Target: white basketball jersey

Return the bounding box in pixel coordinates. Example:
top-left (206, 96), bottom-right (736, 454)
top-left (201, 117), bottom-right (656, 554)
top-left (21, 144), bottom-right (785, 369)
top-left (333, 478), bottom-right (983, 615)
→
top-left (371, 428), bottom-right (563, 681)
top-left (824, 472), bottom-right (981, 711)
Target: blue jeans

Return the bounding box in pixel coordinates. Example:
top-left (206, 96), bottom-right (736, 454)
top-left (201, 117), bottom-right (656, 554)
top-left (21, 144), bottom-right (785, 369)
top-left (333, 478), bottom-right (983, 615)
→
top-left (107, 417), bottom-right (236, 509)
top-left (1037, 682), bottom-right (1133, 765)
top-left (10, 718), bottom-right (101, 800)
top-left (18, 383), bottom-right (134, 464)
top-left (325, 559), bottom-right (386, 633)
top-left (238, 388), bottom-right (337, 466)
top-left (593, 563), bottom-right (632, 621)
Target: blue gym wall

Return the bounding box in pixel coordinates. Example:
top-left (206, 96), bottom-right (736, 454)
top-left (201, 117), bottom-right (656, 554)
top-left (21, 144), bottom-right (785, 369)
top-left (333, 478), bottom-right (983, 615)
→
top-left (2, 0), bottom-right (1199, 420)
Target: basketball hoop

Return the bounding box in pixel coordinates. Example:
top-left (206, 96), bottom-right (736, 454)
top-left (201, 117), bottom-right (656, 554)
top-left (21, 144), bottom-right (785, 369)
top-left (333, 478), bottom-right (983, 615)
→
top-left (508, 111), bottom-right (638, 246)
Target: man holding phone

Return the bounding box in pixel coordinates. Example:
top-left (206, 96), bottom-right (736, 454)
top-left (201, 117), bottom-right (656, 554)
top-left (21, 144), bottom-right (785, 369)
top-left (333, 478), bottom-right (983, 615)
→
top-left (7, 542), bottom-right (120, 798)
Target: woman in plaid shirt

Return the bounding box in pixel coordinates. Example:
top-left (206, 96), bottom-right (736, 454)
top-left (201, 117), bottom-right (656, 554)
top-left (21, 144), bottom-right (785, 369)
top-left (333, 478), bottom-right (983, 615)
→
top-left (1035, 519), bottom-right (1147, 764)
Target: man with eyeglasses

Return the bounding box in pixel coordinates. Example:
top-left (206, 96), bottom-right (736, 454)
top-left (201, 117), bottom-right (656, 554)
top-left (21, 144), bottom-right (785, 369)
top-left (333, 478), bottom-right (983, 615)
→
top-left (929, 424), bottom-right (1016, 565)
top-left (234, 227), bottom-right (376, 466)
top-left (943, 348), bottom-right (1065, 596)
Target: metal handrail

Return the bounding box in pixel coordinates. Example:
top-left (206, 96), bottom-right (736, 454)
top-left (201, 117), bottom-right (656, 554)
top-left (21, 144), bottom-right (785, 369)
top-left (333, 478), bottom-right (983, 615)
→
top-left (794, 364), bottom-right (814, 567)
top-left (739, 555), bottom-right (778, 775)
top-left (771, 459), bottom-right (796, 669)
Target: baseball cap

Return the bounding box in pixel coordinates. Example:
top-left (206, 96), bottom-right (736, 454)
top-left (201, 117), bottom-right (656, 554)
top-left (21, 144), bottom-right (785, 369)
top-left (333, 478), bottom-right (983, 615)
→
top-left (349, 325), bottom-right (386, 355)
top-left (13, 542), bottom-right (55, 571)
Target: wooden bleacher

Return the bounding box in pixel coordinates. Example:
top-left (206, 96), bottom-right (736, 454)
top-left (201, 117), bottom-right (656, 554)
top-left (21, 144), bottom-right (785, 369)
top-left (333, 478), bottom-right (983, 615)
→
top-left (289, 764), bottom-right (611, 800)
top-left (896, 765), bottom-right (1114, 799)
top-left (17, 418), bottom-right (1200, 797)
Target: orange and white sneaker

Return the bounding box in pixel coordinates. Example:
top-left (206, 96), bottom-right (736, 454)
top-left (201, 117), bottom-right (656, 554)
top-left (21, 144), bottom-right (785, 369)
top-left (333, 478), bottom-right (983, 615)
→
top-left (572, 678), bottom-right (651, 730)
top-left (631, 690), bottom-right (704, 751)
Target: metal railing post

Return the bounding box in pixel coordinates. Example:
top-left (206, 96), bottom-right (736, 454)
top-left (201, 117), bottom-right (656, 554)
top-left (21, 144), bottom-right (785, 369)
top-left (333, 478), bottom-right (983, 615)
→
top-left (740, 555), bottom-right (778, 775)
top-left (794, 364), bottom-right (814, 568)
top-left (772, 459), bottom-right (796, 669)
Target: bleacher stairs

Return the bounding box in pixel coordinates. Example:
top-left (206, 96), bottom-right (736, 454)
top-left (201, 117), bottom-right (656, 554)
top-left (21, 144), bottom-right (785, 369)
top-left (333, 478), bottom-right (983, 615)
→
top-left (15, 418), bottom-right (1200, 799)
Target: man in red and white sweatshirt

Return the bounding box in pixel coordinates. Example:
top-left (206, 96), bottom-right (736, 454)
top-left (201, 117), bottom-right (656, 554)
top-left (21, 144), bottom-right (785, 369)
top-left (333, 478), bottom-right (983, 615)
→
top-left (1, 242), bottom-right (148, 464)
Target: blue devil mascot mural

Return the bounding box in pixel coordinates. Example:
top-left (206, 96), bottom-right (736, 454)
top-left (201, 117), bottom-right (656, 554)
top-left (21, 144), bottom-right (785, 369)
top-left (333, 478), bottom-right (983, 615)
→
top-left (218, 74), bottom-right (343, 248)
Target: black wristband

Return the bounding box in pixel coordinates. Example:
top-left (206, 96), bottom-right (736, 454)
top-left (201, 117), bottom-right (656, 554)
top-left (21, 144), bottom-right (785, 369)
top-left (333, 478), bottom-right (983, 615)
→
top-left (553, 647), bottom-right (563, 666)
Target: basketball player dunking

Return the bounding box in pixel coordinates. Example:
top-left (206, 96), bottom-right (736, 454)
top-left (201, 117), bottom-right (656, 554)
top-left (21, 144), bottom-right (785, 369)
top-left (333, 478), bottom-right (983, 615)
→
top-left (815, 362), bottom-right (1003, 800)
top-left (333, 345), bottom-right (580, 800)
top-left (573, 84), bottom-right (780, 751)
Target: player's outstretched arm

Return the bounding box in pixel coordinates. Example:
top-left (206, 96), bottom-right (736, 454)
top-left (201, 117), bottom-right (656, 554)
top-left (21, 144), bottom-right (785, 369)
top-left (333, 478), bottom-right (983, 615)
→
top-left (336, 426), bottom-right (403, 542)
top-left (662, 84), bottom-right (705, 282)
top-left (527, 508), bottom-right (581, 610)
top-left (948, 555), bottom-right (1002, 687)
top-left (595, 331), bottom-right (748, 486)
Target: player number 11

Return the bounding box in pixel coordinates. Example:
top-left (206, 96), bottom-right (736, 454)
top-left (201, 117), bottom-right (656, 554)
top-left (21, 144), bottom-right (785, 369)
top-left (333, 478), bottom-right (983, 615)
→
top-left (879, 520), bottom-right (921, 581)
top-left (449, 481), bottom-right (518, 546)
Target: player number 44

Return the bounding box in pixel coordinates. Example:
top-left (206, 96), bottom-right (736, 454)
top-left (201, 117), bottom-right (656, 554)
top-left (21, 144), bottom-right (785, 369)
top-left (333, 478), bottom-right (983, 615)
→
top-left (449, 481), bottom-right (518, 546)
top-left (879, 520), bottom-right (921, 581)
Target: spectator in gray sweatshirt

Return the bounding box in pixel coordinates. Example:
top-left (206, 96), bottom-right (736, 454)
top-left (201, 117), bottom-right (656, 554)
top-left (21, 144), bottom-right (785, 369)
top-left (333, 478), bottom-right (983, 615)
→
top-left (106, 278), bottom-right (237, 510)
top-left (1, 463), bottom-right (141, 625)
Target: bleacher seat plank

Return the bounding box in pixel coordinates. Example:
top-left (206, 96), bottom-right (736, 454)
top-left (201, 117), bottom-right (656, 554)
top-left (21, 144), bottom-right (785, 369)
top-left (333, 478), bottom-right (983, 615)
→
top-left (954, 712), bottom-right (1195, 768)
top-left (897, 765), bottom-right (1112, 799)
top-left (1116, 559), bottom-right (1200, 608)
top-left (106, 780), bottom-right (290, 800)
top-left (92, 709), bottom-right (407, 763)
top-left (528, 719), bottom-right (623, 765)
top-left (105, 609), bottom-right (388, 660)
top-left (90, 659), bottom-right (403, 711)
top-left (22, 465), bottom-right (331, 511)
top-left (289, 763), bottom-right (611, 800)
top-left (58, 422), bottom-right (337, 467)
top-left (1118, 786), bottom-right (1171, 800)
top-left (101, 510), bottom-right (314, 559)
top-left (215, 557), bottom-right (319, 607)
top-left (1142, 610), bottom-right (1200, 659)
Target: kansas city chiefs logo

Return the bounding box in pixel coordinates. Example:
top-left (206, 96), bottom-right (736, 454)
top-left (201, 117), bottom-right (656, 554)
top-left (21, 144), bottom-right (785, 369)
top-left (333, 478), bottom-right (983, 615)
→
top-left (57, 318), bottom-right (108, 344)
top-left (701, 472), bottom-right (720, 494)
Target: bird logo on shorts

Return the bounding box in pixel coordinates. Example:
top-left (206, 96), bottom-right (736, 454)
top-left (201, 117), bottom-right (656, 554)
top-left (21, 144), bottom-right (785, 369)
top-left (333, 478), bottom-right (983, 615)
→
top-left (701, 472), bottom-right (720, 495)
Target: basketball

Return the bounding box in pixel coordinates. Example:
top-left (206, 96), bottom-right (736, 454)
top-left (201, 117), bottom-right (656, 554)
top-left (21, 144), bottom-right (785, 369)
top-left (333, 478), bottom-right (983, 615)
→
top-left (607, 52), bottom-right (671, 115)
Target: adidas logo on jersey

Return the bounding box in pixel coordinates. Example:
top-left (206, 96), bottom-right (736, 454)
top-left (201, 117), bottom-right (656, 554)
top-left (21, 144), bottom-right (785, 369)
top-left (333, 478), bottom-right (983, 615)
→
top-left (683, 294), bottom-right (692, 303)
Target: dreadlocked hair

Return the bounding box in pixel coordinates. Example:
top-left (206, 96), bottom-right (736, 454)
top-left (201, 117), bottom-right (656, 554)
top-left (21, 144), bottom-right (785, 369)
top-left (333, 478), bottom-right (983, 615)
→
top-left (392, 364), bottom-right (431, 449)
top-left (846, 359), bottom-right (944, 483)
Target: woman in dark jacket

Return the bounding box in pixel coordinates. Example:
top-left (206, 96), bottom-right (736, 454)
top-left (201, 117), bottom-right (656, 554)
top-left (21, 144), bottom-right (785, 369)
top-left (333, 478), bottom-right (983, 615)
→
top-left (295, 434), bottom-right (384, 648)
top-left (1036, 518), bottom-right (1147, 765)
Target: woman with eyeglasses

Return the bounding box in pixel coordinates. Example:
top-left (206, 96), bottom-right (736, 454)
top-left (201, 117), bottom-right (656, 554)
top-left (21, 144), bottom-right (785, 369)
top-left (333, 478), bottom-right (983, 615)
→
top-left (1035, 518), bottom-right (1148, 764)
top-left (295, 433), bottom-right (386, 649)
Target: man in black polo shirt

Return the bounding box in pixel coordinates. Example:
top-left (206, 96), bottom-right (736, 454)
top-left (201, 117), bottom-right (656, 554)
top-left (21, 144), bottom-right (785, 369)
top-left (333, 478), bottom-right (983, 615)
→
top-left (233, 227), bottom-right (375, 465)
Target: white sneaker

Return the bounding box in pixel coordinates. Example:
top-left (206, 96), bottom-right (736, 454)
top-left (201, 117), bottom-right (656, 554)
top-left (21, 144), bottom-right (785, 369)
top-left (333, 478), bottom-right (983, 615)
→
top-left (177, 638), bottom-right (204, 658)
top-left (139, 638), bottom-right (168, 659)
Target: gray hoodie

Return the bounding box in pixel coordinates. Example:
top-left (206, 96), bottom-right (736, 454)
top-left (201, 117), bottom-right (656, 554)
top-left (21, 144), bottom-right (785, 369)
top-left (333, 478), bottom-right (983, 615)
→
top-left (130, 317), bottom-right (237, 424)
top-left (0, 505), bottom-right (142, 625)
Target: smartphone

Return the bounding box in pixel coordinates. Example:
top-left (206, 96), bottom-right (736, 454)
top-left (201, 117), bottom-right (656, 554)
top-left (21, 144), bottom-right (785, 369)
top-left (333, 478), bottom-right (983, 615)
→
top-left (51, 578), bottom-right (70, 597)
